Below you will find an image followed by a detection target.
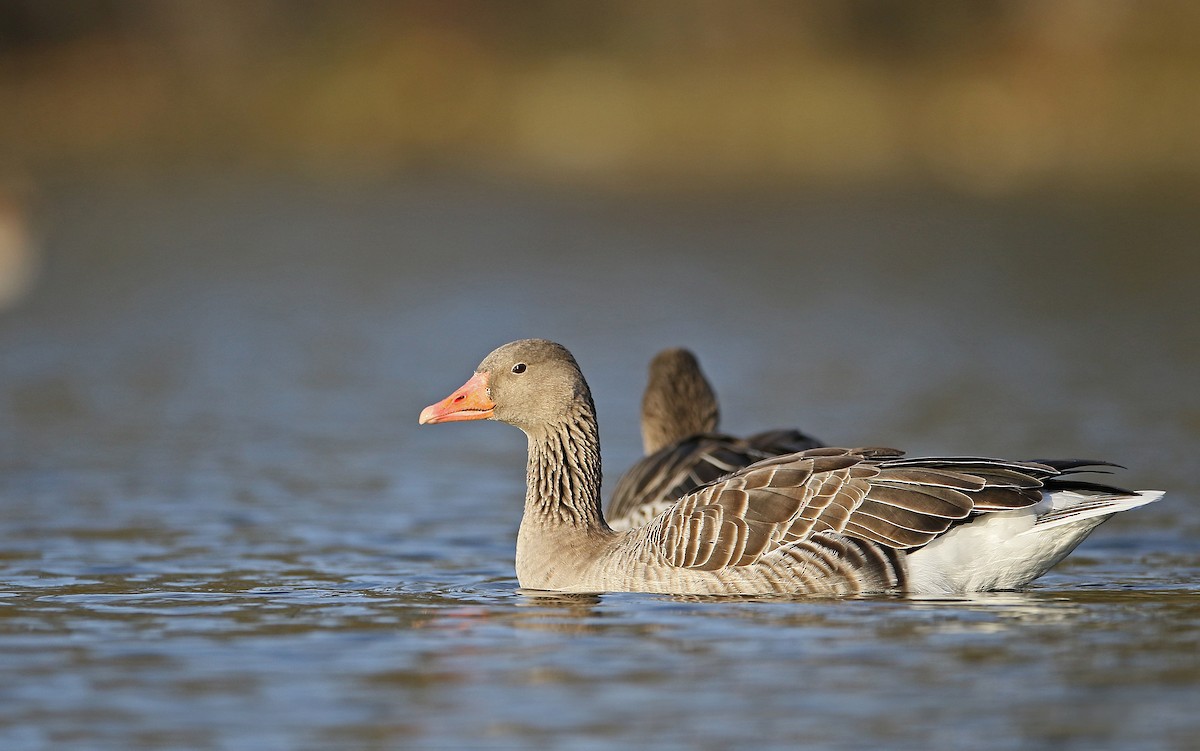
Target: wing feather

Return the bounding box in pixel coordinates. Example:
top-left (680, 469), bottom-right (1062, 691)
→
top-left (854, 499), bottom-right (963, 533)
top-left (864, 482), bottom-right (975, 518)
top-left (638, 447), bottom-right (1074, 571)
top-left (606, 429), bottom-right (823, 527)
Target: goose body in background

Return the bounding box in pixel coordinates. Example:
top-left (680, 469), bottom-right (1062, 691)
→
top-left (607, 347), bottom-right (822, 531)
top-left (419, 339), bottom-right (1163, 597)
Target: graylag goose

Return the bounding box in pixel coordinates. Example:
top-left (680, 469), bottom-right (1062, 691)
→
top-left (419, 339), bottom-right (1163, 596)
top-left (607, 347), bottom-right (822, 531)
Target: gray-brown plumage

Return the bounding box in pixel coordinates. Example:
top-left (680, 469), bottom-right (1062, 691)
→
top-left (607, 347), bottom-right (822, 531)
top-left (419, 339), bottom-right (1161, 596)
top-left (639, 348), bottom-right (721, 454)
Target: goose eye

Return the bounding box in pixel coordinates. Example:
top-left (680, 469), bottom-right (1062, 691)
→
top-left (511, 363), bottom-right (527, 374)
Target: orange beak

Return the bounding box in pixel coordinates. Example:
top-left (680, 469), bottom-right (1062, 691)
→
top-left (418, 372), bottom-right (495, 424)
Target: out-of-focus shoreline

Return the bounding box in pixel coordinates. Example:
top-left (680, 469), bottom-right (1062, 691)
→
top-left (2, 1), bottom-right (1198, 195)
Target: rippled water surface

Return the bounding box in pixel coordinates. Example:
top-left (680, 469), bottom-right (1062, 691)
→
top-left (2, 176), bottom-right (1198, 750)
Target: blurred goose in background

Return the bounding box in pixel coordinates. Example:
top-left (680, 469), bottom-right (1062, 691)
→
top-left (419, 339), bottom-right (1163, 596)
top-left (606, 348), bottom-right (823, 531)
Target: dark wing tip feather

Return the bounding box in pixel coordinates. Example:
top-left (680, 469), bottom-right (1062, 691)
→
top-left (1042, 479), bottom-right (1134, 495)
top-left (1027, 458), bottom-right (1127, 472)
top-left (880, 455), bottom-right (1059, 476)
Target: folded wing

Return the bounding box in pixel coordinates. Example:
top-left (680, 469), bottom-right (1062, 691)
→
top-left (642, 447), bottom-right (1065, 571)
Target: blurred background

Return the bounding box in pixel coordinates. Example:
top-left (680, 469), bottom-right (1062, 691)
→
top-left (2, 0), bottom-right (1199, 189)
top-left (2, 3), bottom-right (1199, 750)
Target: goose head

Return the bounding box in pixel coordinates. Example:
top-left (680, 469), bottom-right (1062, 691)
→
top-left (419, 339), bottom-right (590, 433)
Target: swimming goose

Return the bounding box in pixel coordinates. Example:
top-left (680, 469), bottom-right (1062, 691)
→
top-left (419, 339), bottom-right (1163, 596)
top-left (607, 347), bottom-right (822, 531)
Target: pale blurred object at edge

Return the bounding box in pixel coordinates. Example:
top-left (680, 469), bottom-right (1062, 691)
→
top-left (0, 186), bottom-right (39, 311)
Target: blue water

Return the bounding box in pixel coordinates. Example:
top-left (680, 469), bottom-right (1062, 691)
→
top-left (1, 175), bottom-right (1197, 750)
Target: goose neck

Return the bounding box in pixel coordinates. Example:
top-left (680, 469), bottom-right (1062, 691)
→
top-left (524, 402), bottom-right (606, 530)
